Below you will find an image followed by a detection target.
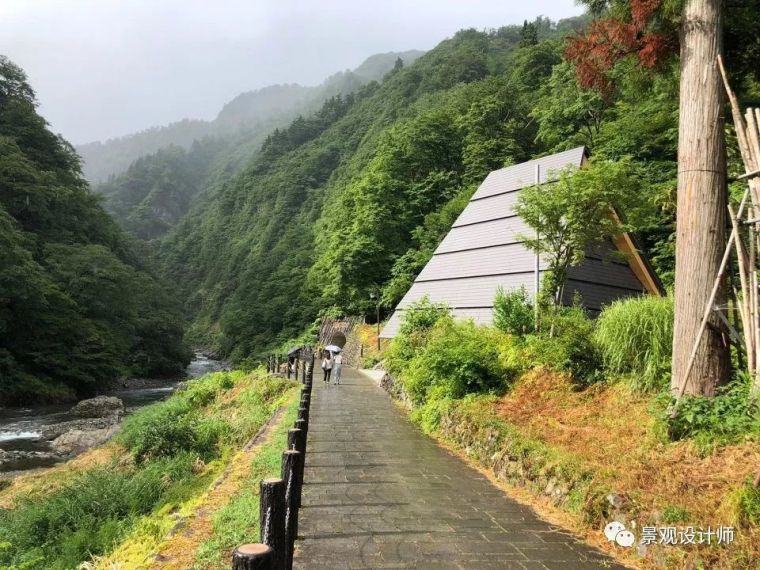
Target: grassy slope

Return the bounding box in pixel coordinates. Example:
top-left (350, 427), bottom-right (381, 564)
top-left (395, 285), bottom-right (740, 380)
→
top-left (97, 387), bottom-right (300, 569)
top-left (0, 371), bottom-right (297, 569)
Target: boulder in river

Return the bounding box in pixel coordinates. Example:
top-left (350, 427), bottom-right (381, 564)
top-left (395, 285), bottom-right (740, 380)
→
top-left (70, 396), bottom-right (125, 418)
top-left (51, 425), bottom-right (120, 455)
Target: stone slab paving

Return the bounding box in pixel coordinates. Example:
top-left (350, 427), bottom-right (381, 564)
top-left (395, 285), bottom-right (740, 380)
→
top-left (294, 368), bottom-right (628, 570)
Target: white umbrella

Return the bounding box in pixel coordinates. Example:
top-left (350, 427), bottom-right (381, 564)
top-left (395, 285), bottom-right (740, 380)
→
top-left (324, 345), bottom-right (342, 353)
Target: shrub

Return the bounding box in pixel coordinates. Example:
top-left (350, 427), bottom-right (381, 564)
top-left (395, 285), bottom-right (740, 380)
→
top-left (662, 378), bottom-right (760, 452)
top-left (362, 354), bottom-right (382, 368)
top-left (398, 296), bottom-right (451, 337)
top-left (594, 295), bottom-right (673, 391)
top-left (493, 286), bottom-right (534, 336)
top-left (120, 408), bottom-right (229, 463)
top-left (118, 392), bottom-right (231, 463)
top-left (400, 319), bottom-right (520, 405)
top-left (521, 306), bottom-right (601, 383)
top-left (385, 296), bottom-right (452, 374)
top-left (410, 395), bottom-right (454, 433)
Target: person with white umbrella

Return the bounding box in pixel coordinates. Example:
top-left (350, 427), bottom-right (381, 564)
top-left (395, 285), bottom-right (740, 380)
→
top-left (321, 349), bottom-right (333, 384)
top-left (323, 345), bottom-right (342, 385)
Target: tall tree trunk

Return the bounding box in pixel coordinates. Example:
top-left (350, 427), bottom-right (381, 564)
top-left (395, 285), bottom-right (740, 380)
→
top-left (672, 0), bottom-right (730, 396)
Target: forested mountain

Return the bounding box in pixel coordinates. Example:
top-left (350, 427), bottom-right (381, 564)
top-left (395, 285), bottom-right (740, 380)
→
top-left (0, 56), bottom-right (191, 404)
top-left (77, 50), bottom-right (425, 184)
top-left (157, 16), bottom-right (621, 358)
top-left (95, 138), bottom-right (233, 240)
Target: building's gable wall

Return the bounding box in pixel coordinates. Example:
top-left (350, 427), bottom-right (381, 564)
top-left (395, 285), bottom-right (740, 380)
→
top-left (380, 147), bottom-right (657, 338)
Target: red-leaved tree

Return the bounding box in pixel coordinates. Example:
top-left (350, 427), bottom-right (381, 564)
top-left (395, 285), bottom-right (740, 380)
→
top-left (565, 0), bottom-right (675, 93)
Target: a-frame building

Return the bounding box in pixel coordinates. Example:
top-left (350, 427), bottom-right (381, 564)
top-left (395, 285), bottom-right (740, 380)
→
top-left (380, 146), bottom-right (663, 338)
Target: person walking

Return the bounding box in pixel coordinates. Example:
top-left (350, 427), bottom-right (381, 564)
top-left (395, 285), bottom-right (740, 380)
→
top-left (321, 351), bottom-right (333, 384)
top-left (333, 352), bottom-right (343, 385)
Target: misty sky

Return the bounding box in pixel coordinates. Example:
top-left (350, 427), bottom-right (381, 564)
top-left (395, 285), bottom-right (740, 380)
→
top-left (1, 0), bottom-right (582, 144)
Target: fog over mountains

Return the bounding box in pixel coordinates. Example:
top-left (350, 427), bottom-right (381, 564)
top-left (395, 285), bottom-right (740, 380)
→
top-left (77, 51), bottom-right (425, 183)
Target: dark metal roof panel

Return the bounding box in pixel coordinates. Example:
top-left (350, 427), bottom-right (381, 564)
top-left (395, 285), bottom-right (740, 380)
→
top-left (563, 279), bottom-right (646, 311)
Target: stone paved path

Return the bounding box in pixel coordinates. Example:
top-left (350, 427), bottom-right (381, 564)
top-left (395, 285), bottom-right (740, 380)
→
top-left (294, 368), bottom-right (628, 569)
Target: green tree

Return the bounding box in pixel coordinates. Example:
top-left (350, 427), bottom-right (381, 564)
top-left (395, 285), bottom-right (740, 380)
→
top-left (531, 61), bottom-right (609, 149)
top-left (0, 57), bottom-right (190, 403)
top-left (515, 160), bottom-right (637, 306)
top-left (520, 20), bottom-right (539, 47)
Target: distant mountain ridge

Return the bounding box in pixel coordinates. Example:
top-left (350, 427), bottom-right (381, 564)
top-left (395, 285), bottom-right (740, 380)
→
top-left (77, 50), bottom-right (424, 183)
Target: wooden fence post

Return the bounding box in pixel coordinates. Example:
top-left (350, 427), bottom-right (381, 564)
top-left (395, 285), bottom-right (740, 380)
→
top-left (232, 544), bottom-right (274, 569)
top-left (295, 418), bottom-right (307, 441)
top-left (287, 429), bottom-right (306, 509)
top-left (287, 428), bottom-right (304, 454)
top-left (259, 478), bottom-right (286, 570)
top-left (281, 449), bottom-right (302, 570)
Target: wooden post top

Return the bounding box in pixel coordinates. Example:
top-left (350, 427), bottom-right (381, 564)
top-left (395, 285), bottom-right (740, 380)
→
top-left (235, 543), bottom-right (272, 555)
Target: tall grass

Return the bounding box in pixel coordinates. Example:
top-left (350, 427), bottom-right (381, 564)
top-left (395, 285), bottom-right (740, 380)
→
top-left (594, 295), bottom-right (673, 391)
top-left (0, 454), bottom-right (197, 569)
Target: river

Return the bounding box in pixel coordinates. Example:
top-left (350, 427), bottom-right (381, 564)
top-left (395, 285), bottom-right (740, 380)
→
top-left (0, 353), bottom-right (226, 475)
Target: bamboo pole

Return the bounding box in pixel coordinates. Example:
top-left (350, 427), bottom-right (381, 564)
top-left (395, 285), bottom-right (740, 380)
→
top-left (718, 57), bottom-right (760, 395)
top-left (728, 204), bottom-right (753, 368)
top-left (718, 57), bottom-right (758, 175)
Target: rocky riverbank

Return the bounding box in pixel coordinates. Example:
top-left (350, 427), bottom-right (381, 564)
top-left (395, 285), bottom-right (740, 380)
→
top-left (0, 396), bottom-right (125, 474)
top-left (0, 353), bottom-right (228, 477)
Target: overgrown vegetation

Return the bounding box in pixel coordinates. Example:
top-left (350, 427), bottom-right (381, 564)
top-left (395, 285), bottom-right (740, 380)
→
top-left (388, 292), bottom-right (760, 453)
top-left (662, 377), bottom-right (760, 454)
top-left (0, 370), bottom-right (294, 568)
top-left (594, 295), bottom-right (674, 390)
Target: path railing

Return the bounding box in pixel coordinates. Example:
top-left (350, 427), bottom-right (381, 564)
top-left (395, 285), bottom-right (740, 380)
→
top-left (266, 349), bottom-right (311, 382)
top-left (233, 350), bottom-right (314, 570)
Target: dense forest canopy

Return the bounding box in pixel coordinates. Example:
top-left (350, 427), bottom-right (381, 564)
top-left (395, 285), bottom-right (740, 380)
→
top-left (0, 56), bottom-right (191, 403)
